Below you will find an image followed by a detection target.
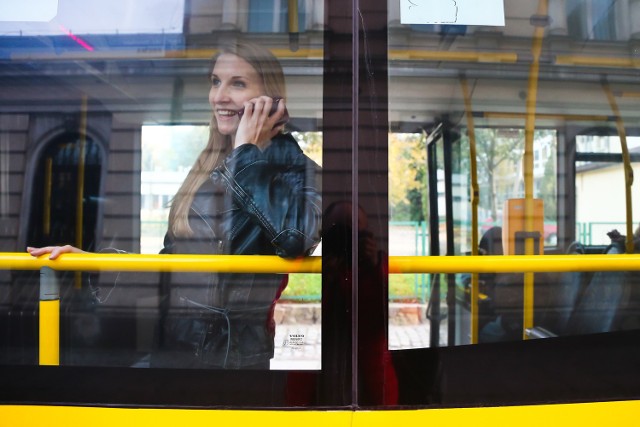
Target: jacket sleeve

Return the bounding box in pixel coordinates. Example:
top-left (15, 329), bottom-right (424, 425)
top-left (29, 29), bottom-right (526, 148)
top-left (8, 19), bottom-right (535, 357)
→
top-left (210, 135), bottom-right (322, 258)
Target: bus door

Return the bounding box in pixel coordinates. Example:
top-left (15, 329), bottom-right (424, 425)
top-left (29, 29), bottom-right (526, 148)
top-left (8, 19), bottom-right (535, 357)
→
top-left (426, 121), bottom-right (469, 347)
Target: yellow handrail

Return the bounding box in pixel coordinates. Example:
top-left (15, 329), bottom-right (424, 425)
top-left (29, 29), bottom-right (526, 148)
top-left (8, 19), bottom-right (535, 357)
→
top-left (520, 0), bottom-right (548, 339)
top-left (460, 76), bottom-right (480, 344)
top-left (288, 0), bottom-right (299, 34)
top-left (5, 252), bottom-right (639, 366)
top-left (75, 95), bottom-right (88, 289)
top-left (76, 96), bottom-right (88, 253)
top-left (1, 253), bottom-right (321, 274)
top-left (602, 82), bottom-right (634, 254)
top-left (389, 254), bottom-right (640, 274)
top-left (3, 253), bottom-right (640, 274)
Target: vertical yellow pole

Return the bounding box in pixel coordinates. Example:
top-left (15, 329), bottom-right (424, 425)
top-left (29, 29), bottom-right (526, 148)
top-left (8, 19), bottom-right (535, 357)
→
top-left (460, 76), bottom-right (480, 344)
top-left (603, 83), bottom-right (634, 254)
top-left (522, 0), bottom-right (548, 339)
top-left (39, 267), bottom-right (60, 366)
top-left (288, 0), bottom-right (299, 51)
top-left (75, 95), bottom-right (88, 288)
top-left (288, 0), bottom-right (299, 33)
top-left (43, 157), bottom-right (52, 236)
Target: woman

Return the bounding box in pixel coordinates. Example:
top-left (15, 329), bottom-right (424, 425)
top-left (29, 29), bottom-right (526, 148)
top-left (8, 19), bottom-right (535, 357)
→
top-left (28, 40), bottom-right (322, 369)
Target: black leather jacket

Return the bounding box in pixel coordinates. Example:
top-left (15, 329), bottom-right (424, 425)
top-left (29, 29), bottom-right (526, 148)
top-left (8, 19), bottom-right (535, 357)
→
top-left (153, 133), bottom-right (322, 369)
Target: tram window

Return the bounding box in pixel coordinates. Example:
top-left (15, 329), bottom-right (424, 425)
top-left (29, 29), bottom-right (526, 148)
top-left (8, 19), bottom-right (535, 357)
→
top-left (567, 0), bottom-right (622, 41)
top-left (4, 0), bottom-right (640, 411)
top-left (247, 0), bottom-right (309, 33)
top-left (0, 0), bottom-right (326, 389)
top-left (575, 135), bottom-right (640, 245)
top-left (387, 0), bottom-right (640, 352)
top-left (388, 127), bottom-right (558, 348)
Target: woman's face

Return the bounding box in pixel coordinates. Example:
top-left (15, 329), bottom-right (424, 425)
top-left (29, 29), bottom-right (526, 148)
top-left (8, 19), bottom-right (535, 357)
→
top-left (209, 53), bottom-right (265, 136)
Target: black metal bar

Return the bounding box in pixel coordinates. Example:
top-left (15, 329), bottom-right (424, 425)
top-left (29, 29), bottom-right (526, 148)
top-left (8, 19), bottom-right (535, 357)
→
top-left (427, 131), bottom-right (442, 347)
top-left (442, 122), bottom-right (457, 347)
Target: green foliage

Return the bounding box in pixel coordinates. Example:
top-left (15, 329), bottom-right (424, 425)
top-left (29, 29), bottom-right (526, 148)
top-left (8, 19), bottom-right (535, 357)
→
top-left (389, 132), bottom-right (427, 221)
top-left (471, 128), bottom-right (525, 219)
top-left (538, 133), bottom-right (558, 221)
top-left (281, 273), bottom-right (425, 301)
top-left (291, 131), bottom-right (323, 166)
top-left (281, 273), bottom-right (321, 300)
top-left (389, 274), bottom-right (427, 300)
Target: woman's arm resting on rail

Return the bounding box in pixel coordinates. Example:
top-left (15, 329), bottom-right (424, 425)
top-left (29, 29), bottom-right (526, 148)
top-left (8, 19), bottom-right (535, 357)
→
top-left (27, 245), bottom-right (86, 260)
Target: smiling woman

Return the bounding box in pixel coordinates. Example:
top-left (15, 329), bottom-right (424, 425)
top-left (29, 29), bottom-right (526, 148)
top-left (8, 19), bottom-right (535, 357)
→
top-left (26, 39), bottom-right (323, 370)
top-left (169, 41), bottom-right (292, 238)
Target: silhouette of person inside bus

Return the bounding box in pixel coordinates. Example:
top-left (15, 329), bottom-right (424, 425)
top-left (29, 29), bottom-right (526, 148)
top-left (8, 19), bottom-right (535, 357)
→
top-left (28, 40), bottom-right (322, 369)
top-left (459, 226), bottom-right (504, 335)
top-left (320, 201), bottom-right (398, 405)
top-left (475, 226), bottom-right (523, 343)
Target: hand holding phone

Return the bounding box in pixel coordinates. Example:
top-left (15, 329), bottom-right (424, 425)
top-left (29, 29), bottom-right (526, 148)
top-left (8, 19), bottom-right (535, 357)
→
top-left (238, 97), bottom-right (289, 128)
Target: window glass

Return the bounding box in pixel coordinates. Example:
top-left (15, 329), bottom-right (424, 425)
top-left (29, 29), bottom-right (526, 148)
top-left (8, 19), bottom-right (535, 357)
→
top-left (388, 0), bottom-right (640, 349)
top-left (248, 0), bottom-right (308, 33)
top-left (575, 136), bottom-right (640, 245)
top-left (567, 0), bottom-right (620, 41)
top-left (0, 0), bottom-right (324, 380)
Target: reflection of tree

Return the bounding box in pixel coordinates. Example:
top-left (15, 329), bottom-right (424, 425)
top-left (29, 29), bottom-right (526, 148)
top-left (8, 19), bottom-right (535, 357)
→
top-left (539, 137), bottom-right (557, 221)
top-left (291, 131), bottom-right (322, 166)
top-left (474, 129), bottom-right (524, 220)
top-left (468, 128), bottom-right (557, 222)
top-left (389, 128), bottom-right (557, 227)
top-left (389, 133), bottom-right (427, 221)
top-left (142, 126), bottom-right (209, 172)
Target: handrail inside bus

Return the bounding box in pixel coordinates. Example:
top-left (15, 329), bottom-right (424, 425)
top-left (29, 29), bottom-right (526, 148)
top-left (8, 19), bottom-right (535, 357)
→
top-left (520, 0), bottom-right (548, 339)
top-left (602, 81), bottom-right (634, 254)
top-left (2, 253), bottom-right (640, 274)
top-left (460, 75), bottom-right (480, 344)
top-left (5, 252), bottom-right (640, 366)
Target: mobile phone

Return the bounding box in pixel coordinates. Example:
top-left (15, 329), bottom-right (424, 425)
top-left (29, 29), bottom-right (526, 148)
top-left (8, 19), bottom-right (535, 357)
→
top-left (238, 97), bottom-right (289, 127)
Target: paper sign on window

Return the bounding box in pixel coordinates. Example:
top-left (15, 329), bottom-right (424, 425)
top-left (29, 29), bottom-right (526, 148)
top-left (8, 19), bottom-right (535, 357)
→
top-left (400, 0), bottom-right (505, 26)
top-left (0, 0), bottom-right (58, 22)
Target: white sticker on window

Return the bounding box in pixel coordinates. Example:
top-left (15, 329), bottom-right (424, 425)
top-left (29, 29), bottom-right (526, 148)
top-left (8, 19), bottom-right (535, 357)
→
top-left (400, 0), bottom-right (505, 26)
top-left (0, 0), bottom-right (58, 22)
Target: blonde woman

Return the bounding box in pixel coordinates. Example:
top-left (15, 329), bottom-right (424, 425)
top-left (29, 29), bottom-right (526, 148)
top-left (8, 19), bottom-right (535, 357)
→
top-left (29, 40), bottom-right (322, 369)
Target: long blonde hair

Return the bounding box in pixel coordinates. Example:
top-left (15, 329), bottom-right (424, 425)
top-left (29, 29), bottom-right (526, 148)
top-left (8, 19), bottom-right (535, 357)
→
top-left (168, 40), bottom-right (287, 237)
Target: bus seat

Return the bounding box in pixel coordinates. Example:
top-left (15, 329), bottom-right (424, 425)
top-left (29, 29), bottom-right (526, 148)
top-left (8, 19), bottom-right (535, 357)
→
top-left (476, 227), bottom-right (507, 342)
top-left (613, 237), bottom-right (640, 331)
top-left (477, 226), bottom-right (503, 305)
top-left (566, 243), bottom-right (630, 335)
top-left (533, 241), bottom-right (589, 336)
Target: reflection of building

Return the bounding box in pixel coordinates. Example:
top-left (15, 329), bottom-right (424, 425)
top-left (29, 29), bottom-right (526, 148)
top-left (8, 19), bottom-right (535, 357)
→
top-left (575, 141), bottom-right (640, 244)
top-left (140, 171), bottom-right (186, 212)
top-left (1, 0), bottom-right (640, 256)
top-left (190, 0), bottom-right (324, 33)
top-left (0, 3), bottom-right (327, 255)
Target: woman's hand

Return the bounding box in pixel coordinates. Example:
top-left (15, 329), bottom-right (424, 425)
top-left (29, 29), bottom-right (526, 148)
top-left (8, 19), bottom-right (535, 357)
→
top-left (234, 96), bottom-right (286, 149)
top-left (27, 245), bottom-right (86, 260)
